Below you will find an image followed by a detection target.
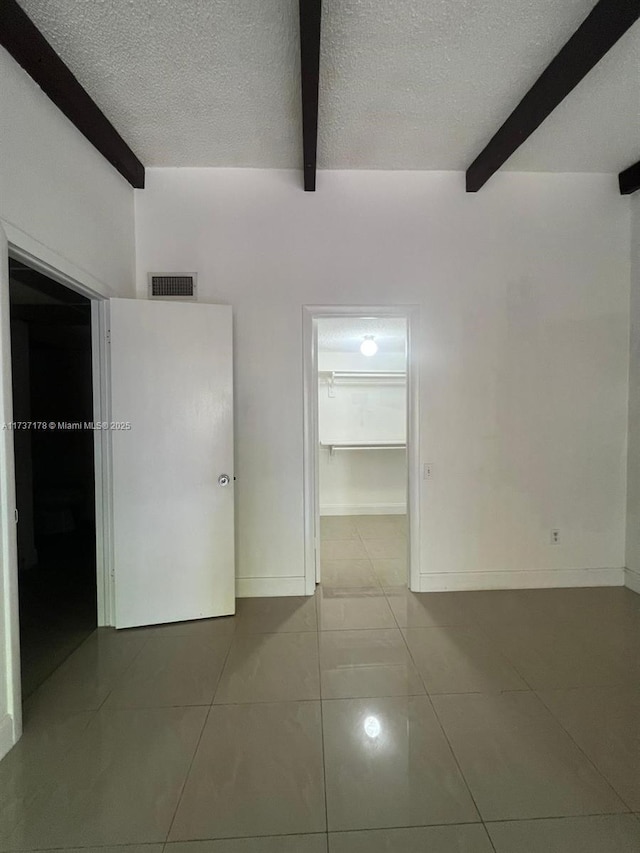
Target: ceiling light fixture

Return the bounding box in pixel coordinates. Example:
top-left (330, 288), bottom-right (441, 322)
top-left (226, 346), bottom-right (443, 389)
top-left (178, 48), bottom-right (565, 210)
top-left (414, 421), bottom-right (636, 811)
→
top-left (360, 335), bottom-right (378, 357)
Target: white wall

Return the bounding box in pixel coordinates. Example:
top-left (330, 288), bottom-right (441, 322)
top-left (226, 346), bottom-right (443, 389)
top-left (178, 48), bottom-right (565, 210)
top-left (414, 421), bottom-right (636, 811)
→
top-left (0, 48), bottom-right (135, 298)
top-left (318, 351), bottom-right (406, 373)
top-left (319, 446), bottom-right (407, 516)
top-left (626, 195), bottom-right (640, 594)
top-left (0, 48), bottom-right (136, 759)
top-left (135, 168), bottom-right (630, 595)
top-left (318, 346), bottom-right (407, 515)
top-left (318, 379), bottom-right (406, 445)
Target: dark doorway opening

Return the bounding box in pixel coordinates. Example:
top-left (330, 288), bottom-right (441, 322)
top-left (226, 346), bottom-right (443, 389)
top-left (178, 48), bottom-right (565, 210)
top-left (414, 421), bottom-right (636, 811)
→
top-left (9, 259), bottom-right (96, 698)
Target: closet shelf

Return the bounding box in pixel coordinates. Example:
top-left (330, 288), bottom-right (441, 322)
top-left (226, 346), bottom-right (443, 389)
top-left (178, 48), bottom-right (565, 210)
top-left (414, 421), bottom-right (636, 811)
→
top-left (321, 440), bottom-right (407, 456)
top-left (319, 370), bottom-right (406, 384)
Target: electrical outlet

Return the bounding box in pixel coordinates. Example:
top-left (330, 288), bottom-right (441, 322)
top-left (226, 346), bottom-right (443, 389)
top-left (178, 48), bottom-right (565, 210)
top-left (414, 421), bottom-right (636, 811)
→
top-left (550, 528), bottom-right (560, 545)
top-left (423, 462), bottom-right (433, 480)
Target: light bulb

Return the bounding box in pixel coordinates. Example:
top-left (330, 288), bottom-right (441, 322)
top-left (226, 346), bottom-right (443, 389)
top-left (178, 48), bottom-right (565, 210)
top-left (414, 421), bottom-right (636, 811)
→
top-left (360, 335), bottom-right (378, 357)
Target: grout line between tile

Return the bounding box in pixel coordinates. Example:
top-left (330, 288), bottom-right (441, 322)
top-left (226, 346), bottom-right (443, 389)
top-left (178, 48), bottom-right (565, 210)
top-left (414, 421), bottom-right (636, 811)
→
top-left (484, 823), bottom-right (499, 853)
top-left (468, 620), bottom-right (636, 815)
top-left (163, 628), bottom-right (238, 844)
top-left (0, 844), bottom-right (164, 853)
top-left (395, 613), bottom-right (515, 847)
top-left (162, 830), bottom-right (332, 848)
top-left (315, 607), bottom-right (330, 836)
top-left (484, 810), bottom-right (637, 825)
top-left (423, 626), bottom-right (633, 827)
top-left (161, 705), bottom-right (212, 846)
top-left (9, 631), bottom-right (157, 844)
top-left (396, 621), bottom-right (487, 825)
top-left (21, 628), bottom-right (97, 702)
top-left (532, 689), bottom-right (636, 815)
top-left (8, 818), bottom-right (640, 853)
top-left (94, 631), bottom-right (155, 714)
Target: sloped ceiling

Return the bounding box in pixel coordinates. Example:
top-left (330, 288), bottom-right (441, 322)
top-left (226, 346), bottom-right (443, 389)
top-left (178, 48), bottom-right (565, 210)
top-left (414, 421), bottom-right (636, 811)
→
top-left (14, 0), bottom-right (640, 172)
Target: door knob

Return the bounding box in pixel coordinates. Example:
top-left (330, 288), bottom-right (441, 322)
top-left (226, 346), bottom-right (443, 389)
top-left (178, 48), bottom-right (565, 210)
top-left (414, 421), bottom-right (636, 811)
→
top-left (218, 474), bottom-right (231, 486)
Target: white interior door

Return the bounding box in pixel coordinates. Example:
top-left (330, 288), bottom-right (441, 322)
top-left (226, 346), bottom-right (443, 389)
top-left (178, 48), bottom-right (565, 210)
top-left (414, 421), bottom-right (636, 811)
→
top-left (110, 298), bottom-right (234, 629)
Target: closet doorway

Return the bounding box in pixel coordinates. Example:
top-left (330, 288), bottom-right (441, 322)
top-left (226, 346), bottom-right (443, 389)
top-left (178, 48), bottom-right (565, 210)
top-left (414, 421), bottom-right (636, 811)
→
top-left (303, 306), bottom-right (420, 594)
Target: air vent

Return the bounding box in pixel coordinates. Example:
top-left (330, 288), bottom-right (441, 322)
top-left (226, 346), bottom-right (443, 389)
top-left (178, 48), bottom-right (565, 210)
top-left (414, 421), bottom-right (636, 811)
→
top-left (148, 273), bottom-right (197, 301)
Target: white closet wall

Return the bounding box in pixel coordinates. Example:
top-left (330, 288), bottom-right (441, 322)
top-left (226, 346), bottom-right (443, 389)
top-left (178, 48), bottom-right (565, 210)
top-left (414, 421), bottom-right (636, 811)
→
top-left (319, 446), bottom-right (407, 515)
top-left (318, 347), bottom-right (407, 516)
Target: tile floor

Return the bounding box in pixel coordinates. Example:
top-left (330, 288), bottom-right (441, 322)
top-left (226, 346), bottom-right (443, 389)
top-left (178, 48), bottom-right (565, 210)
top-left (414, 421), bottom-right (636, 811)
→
top-left (1, 514), bottom-right (640, 851)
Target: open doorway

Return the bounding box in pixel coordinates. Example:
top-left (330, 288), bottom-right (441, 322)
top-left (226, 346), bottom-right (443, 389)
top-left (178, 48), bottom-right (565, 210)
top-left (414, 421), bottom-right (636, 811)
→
top-left (303, 306), bottom-right (420, 595)
top-left (9, 259), bottom-right (97, 698)
top-left (317, 317), bottom-right (408, 586)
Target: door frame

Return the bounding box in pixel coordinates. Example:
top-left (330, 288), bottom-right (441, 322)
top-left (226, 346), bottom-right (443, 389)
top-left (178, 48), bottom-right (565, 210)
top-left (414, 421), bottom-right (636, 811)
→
top-left (302, 305), bottom-right (421, 594)
top-left (0, 235), bottom-right (114, 752)
top-left (6, 244), bottom-right (114, 625)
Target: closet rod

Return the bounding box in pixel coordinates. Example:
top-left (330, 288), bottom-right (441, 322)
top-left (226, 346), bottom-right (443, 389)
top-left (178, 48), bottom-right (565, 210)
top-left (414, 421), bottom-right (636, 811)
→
top-left (322, 441), bottom-right (407, 456)
top-left (319, 371), bottom-right (406, 380)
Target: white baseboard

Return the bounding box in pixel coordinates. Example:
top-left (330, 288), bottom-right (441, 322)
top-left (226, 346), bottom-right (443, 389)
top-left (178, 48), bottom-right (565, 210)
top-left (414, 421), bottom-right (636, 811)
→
top-left (625, 567), bottom-right (640, 594)
top-left (320, 503), bottom-right (406, 517)
top-left (237, 568), bottom-right (631, 598)
top-left (418, 567), bottom-right (625, 593)
top-left (0, 714), bottom-right (16, 761)
top-left (236, 576), bottom-right (306, 598)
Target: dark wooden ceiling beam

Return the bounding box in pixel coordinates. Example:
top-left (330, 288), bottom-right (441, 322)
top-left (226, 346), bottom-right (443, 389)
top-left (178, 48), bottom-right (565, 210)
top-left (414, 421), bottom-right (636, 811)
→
top-left (619, 159), bottom-right (640, 194)
top-left (0, 0), bottom-right (145, 188)
top-left (466, 0), bottom-right (640, 193)
top-left (299, 0), bottom-right (322, 191)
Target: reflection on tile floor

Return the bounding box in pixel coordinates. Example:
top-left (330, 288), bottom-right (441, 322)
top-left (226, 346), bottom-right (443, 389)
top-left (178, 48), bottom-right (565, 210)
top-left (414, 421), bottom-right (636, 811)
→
top-left (1, 513), bottom-right (640, 851)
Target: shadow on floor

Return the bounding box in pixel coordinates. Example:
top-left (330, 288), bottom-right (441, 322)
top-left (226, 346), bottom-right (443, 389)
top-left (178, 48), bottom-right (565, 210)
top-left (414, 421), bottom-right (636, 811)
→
top-left (18, 525), bottom-right (97, 698)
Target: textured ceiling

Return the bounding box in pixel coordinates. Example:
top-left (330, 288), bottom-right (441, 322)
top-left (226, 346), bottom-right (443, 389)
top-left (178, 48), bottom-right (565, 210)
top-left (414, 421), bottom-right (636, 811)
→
top-left (15, 0), bottom-right (640, 172)
top-left (318, 317), bottom-right (407, 353)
